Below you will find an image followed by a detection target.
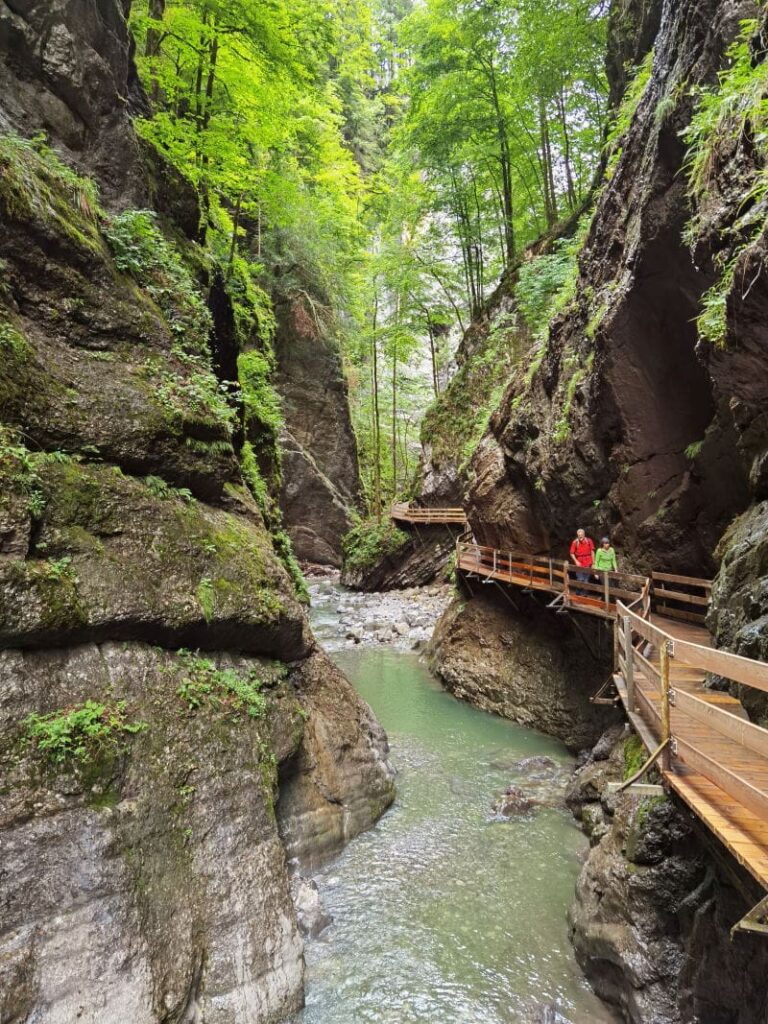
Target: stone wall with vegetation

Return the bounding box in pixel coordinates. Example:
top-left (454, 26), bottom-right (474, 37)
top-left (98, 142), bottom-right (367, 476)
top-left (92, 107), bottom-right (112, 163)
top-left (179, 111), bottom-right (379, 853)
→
top-left (0, 7), bottom-right (394, 1020)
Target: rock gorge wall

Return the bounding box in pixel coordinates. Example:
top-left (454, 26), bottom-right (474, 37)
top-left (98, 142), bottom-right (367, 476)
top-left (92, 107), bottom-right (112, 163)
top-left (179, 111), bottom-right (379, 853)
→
top-left (273, 294), bottom-right (361, 568)
top-left (429, 0), bottom-right (768, 1020)
top-left (0, 4), bottom-right (394, 1021)
top-left (567, 730), bottom-right (768, 1024)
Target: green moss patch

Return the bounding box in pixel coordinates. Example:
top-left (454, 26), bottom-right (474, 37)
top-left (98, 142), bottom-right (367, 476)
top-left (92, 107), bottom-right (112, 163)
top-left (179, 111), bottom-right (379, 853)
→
top-left (0, 133), bottom-right (102, 254)
top-left (342, 516), bottom-right (410, 573)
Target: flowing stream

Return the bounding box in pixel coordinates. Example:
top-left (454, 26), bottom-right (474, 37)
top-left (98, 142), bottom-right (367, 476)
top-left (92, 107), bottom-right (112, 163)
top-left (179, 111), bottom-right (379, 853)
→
top-left (293, 579), bottom-right (615, 1024)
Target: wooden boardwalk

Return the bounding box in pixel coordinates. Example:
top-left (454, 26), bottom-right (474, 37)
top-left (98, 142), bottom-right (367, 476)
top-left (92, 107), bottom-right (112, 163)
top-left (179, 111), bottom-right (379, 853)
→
top-left (615, 604), bottom-right (768, 901)
top-left (391, 502), bottom-right (467, 526)
top-left (451, 528), bottom-right (768, 921)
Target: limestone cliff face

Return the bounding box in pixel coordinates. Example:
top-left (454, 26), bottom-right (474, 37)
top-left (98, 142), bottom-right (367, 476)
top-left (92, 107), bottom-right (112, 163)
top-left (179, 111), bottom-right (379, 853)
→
top-left (466, 0), bottom-right (762, 578)
top-left (274, 294), bottom-right (361, 567)
top-left (0, 6), bottom-right (394, 1020)
top-left (428, 587), bottom-right (619, 751)
top-left (0, 0), bottom-right (148, 203)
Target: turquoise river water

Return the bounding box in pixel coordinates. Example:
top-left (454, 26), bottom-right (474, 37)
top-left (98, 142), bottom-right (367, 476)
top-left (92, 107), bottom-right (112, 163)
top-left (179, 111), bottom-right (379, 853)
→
top-left (293, 583), bottom-right (615, 1024)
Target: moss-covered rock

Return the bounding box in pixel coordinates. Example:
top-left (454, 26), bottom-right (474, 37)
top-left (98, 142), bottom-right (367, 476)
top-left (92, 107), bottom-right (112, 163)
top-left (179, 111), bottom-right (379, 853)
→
top-left (0, 460), bottom-right (311, 658)
top-left (0, 642), bottom-right (306, 1022)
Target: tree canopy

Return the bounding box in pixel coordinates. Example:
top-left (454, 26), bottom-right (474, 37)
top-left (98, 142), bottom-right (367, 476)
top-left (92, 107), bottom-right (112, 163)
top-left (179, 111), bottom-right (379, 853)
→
top-left (129, 0), bottom-right (610, 511)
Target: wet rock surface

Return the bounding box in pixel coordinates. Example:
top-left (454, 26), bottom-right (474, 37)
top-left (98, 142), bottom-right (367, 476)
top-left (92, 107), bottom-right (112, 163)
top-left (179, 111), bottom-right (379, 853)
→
top-left (427, 585), bottom-right (619, 750)
top-left (568, 729), bottom-right (768, 1024)
top-left (289, 875), bottom-right (333, 939)
top-left (274, 295), bottom-right (361, 567)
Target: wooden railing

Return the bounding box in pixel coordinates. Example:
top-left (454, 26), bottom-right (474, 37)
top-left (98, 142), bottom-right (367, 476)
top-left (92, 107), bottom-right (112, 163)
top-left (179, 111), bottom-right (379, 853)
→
top-left (391, 502), bottom-right (467, 525)
top-left (616, 600), bottom-right (768, 847)
top-left (456, 534), bottom-right (652, 620)
top-left (650, 571), bottom-right (712, 626)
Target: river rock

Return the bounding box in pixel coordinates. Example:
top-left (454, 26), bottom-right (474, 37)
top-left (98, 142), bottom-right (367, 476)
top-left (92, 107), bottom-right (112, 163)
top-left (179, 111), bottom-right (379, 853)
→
top-left (492, 785), bottom-right (535, 817)
top-left (290, 876), bottom-right (333, 939)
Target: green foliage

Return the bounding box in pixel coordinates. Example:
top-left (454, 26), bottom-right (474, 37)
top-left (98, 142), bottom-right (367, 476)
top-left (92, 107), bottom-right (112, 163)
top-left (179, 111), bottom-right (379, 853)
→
top-left (239, 349), bottom-right (284, 453)
top-left (239, 441), bottom-right (308, 602)
top-left (604, 50), bottom-right (654, 178)
top-left (515, 218), bottom-right (592, 342)
top-left (44, 556), bottom-right (75, 581)
top-left (272, 530), bottom-right (310, 603)
top-left (240, 441), bottom-right (271, 511)
top-left (0, 319), bottom-right (28, 357)
top-left (143, 354), bottom-right (238, 435)
top-left (144, 475), bottom-right (194, 503)
top-left (0, 133), bottom-right (102, 252)
top-left (683, 21), bottom-right (767, 349)
top-left (683, 22), bottom-right (765, 208)
top-left (0, 426), bottom-right (46, 518)
top-left (23, 700), bottom-right (147, 768)
top-left (623, 735), bottom-right (647, 780)
top-left (685, 439), bottom-right (705, 461)
top-left (197, 576), bottom-right (216, 621)
top-left (342, 515), bottom-right (409, 572)
top-left (104, 209), bottom-right (213, 354)
top-left (174, 650), bottom-right (268, 720)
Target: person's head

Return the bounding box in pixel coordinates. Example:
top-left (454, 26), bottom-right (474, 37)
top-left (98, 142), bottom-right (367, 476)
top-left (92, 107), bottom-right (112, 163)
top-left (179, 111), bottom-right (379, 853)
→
top-left (601, 536), bottom-right (611, 548)
top-left (576, 528), bottom-right (585, 540)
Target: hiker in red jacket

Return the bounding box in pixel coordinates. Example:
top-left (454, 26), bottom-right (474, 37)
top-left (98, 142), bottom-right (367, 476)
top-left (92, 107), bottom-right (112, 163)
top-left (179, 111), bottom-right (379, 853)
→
top-left (569, 528), bottom-right (595, 595)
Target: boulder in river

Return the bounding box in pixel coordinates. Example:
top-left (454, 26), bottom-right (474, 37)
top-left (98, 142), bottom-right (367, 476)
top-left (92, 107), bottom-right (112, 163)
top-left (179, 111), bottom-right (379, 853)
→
top-left (492, 784), bottom-right (535, 817)
top-left (290, 876), bottom-right (333, 939)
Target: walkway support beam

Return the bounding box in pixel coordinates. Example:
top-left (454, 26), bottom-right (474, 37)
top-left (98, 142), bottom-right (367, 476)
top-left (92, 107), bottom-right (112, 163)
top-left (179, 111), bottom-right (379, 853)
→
top-left (660, 639), bottom-right (672, 772)
top-left (624, 616), bottom-right (635, 712)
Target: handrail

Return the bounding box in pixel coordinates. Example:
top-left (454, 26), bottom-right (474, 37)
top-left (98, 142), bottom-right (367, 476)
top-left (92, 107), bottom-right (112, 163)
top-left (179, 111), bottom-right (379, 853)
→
top-left (391, 501), bottom-right (467, 524)
top-left (615, 599), bottom-right (768, 845)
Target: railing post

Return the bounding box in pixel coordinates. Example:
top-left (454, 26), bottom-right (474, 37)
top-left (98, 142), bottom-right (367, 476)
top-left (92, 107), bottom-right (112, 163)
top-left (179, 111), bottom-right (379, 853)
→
top-left (603, 570), bottom-right (610, 609)
top-left (563, 562), bottom-right (570, 604)
top-left (549, 560), bottom-right (554, 587)
top-left (623, 615), bottom-right (635, 712)
top-left (493, 549), bottom-right (497, 574)
top-left (613, 616), bottom-right (620, 672)
top-left (660, 639), bottom-right (672, 772)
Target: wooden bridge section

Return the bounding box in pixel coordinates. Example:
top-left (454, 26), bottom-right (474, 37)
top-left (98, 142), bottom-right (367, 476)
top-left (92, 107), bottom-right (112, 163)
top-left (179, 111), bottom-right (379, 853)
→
top-left (616, 602), bottom-right (768, 897)
top-left (391, 502), bottom-right (467, 525)
top-left (453, 530), bottom-right (768, 913)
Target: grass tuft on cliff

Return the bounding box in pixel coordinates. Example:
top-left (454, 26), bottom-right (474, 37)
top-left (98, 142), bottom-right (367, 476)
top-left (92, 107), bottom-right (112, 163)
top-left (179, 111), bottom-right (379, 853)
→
top-left (174, 650), bottom-right (272, 719)
top-left (683, 19), bottom-right (767, 348)
top-left (104, 209), bottom-right (213, 355)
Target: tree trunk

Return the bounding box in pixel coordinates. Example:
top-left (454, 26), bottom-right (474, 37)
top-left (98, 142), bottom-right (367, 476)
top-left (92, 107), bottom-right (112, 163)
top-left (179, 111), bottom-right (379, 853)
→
top-left (557, 88), bottom-right (578, 211)
top-left (487, 61), bottom-right (515, 264)
top-left (372, 289), bottom-right (382, 522)
top-left (391, 298), bottom-right (399, 497)
top-left (144, 0), bottom-right (166, 104)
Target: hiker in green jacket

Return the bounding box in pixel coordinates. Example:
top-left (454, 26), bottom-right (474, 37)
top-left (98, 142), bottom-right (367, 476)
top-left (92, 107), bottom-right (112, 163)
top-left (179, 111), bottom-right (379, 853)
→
top-left (594, 536), bottom-right (618, 573)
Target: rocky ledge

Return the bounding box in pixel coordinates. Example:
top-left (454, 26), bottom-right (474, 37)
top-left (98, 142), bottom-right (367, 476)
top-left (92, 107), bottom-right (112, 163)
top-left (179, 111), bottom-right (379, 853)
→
top-left (427, 584), bottom-right (619, 751)
top-left (567, 726), bottom-right (768, 1024)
